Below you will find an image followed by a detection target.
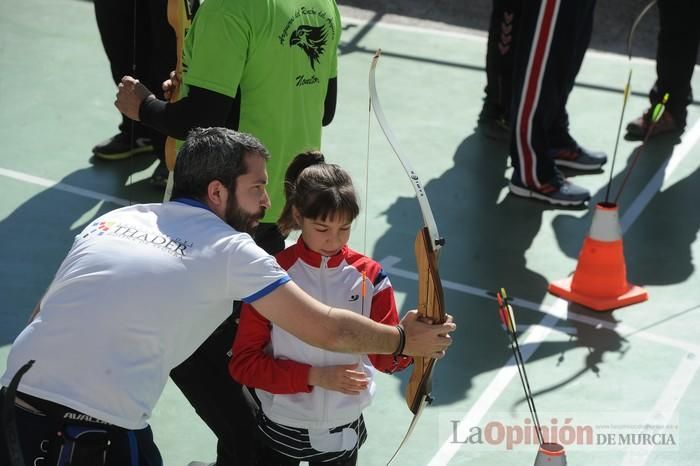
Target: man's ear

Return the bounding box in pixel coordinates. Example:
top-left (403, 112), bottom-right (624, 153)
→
top-left (206, 179), bottom-right (227, 214)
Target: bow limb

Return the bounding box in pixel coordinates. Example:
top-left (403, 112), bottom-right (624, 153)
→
top-left (163, 0), bottom-right (198, 201)
top-left (368, 50), bottom-right (444, 252)
top-left (164, 0), bottom-right (198, 172)
top-left (369, 49), bottom-right (447, 464)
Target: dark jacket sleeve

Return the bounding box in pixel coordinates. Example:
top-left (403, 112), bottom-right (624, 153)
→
top-left (322, 77), bottom-right (337, 126)
top-left (139, 85), bottom-right (239, 140)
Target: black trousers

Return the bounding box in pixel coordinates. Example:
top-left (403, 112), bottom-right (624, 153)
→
top-left (0, 389), bottom-right (162, 466)
top-left (650, 0), bottom-right (700, 128)
top-left (170, 223), bottom-right (286, 466)
top-left (484, 0), bottom-right (522, 121)
top-left (93, 0), bottom-right (176, 156)
top-left (257, 448), bottom-right (358, 466)
top-left (509, 0), bottom-right (596, 186)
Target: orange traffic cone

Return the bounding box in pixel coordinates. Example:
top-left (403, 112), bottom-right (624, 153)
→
top-left (534, 443), bottom-right (567, 465)
top-left (548, 202), bottom-right (647, 311)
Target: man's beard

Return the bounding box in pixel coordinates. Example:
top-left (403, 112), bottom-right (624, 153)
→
top-left (224, 198), bottom-right (265, 234)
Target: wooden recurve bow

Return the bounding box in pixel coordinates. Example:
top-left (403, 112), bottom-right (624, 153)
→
top-left (367, 49), bottom-right (447, 465)
top-left (163, 0), bottom-right (198, 200)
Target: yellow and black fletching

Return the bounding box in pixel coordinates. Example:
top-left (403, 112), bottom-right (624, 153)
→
top-left (496, 288), bottom-right (516, 334)
top-left (506, 304), bottom-right (516, 334)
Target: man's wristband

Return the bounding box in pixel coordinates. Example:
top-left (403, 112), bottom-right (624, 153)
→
top-left (392, 324), bottom-right (406, 357)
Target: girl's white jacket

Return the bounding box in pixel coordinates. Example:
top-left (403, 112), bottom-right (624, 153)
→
top-left (230, 238), bottom-right (412, 429)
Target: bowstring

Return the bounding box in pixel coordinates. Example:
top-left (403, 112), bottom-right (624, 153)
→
top-left (128, 0), bottom-right (138, 205)
top-left (604, 0), bottom-right (657, 203)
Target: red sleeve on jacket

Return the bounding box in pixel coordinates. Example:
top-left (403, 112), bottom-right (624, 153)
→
top-left (367, 284), bottom-right (413, 373)
top-left (229, 304), bottom-right (313, 394)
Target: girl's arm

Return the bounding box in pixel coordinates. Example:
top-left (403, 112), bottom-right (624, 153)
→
top-left (229, 304), bottom-right (370, 395)
top-left (229, 304), bottom-right (313, 394)
top-left (368, 277), bottom-right (414, 373)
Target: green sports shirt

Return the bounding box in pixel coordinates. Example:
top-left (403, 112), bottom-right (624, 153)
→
top-left (181, 0), bottom-right (341, 221)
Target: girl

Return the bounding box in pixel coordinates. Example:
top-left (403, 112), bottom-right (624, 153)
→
top-left (229, 151), bottom-right (412, 466)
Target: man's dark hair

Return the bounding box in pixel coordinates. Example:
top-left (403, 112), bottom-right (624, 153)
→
top-left (172, 127), bottom-right (270, 200)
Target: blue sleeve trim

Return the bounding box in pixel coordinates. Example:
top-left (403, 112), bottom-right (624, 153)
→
top-left (242, 275), bottom-right (291, 303)
top-left (171, 197), bottom-right (213, 213)
top-left (373, 268), bottom-right (388, 286)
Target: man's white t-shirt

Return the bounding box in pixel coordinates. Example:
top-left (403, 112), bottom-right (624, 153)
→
top-left (0, 200), bottom-right (289, 429)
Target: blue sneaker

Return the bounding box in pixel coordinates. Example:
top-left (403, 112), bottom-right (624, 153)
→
top-left (509, 171), bottom-right (590, 207)
top-left (551, 146), bottom-right (607, 171)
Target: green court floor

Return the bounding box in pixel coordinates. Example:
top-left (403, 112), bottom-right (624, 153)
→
top-left (1, 1), bottom-right (699, 465)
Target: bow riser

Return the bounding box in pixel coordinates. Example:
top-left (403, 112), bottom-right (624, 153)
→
top-left (405, 227), bottom-right (446, 413)
top-left (165, 0), bottom-right (198, 171)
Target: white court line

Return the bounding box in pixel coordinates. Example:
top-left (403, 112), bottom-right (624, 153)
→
top-left (341, 15), bottom-right (664, 66)
top-left (621, 116), bottom-right (700, 231)
top-left (342, 15), bottom-right (489, 43)
top-left (0, 167), bottom-right (130, 207)
top-left (382, 256), bottom-right (700, 354)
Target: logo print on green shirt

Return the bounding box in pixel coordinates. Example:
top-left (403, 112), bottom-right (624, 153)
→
top-left (289, 24), bottom-right (327, 71)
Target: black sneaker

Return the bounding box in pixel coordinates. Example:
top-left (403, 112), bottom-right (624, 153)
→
top-left (477, 101), bottom-right (510, 141)
top-left (551, 146), bottom-right (607, 171)
top-left (509, 171), bottom-right (590, 207)
top-left (626, 109), bottom-right (681, 141)
top-left (93, 133), bottom-right (153, 160)
top-left (478, 116), bottom-right (510, 141)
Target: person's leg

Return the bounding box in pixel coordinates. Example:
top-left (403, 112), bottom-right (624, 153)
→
top-left (549, 0), bottom-right (596, 150)
top-left (652, 0), bottom-right (699, 127)
top-left (171, 222), bottom-right (284, 466)
top-left (58, 423), bottom-right (163, 466)
top-left (510, 0), bottom-right (564, 187)
top-left (141, 0), bottom-right (178, 186)
top-left (480, 0), bottom-right (522, 139)
top-left (256, 446), bottom-right (301, 466)
top-left (627, 0), bottom-right (699, 139)
top-left (508, 0), bottom-right (592, 205)
top-left (545, 0), bottom-right (606, 171)
top-left (93, 0), bottom-right (153, 157)
top-left (131, 426), bottom-right (164, 466)
top-left (0, 388), bottom-right (55, 465)
top-left (170, 315), bottom-right (262, 466)
top-left (309, 453), bottom-right (358, 466)
top-left (1, 388), bottom-right (163, 466)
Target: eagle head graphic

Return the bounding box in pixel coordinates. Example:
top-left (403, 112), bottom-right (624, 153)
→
top-left (289, 24), bottom-right (327, 71)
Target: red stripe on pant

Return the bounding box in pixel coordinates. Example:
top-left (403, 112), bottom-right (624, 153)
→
top-left (515, 0), bottom-right (560, 188)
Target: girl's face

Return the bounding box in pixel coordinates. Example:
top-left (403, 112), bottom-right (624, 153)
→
top-left (297, 211), bottom-right (352, 257)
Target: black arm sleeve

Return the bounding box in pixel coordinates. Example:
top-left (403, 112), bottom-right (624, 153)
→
top-left (322, 77), bottom-right (337, 127)
top-left (139, 85), bottom-right (240, 140)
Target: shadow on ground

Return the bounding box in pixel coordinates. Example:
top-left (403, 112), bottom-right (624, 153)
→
top-left (0, 155), bottom-right (162, 346)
